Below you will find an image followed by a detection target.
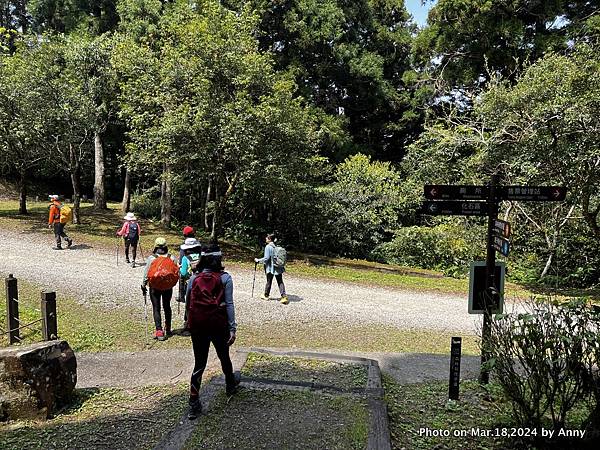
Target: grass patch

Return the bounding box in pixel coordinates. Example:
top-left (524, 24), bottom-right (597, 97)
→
top-left (242, 352), bottom-right (368, 389)
top-left (0, 384), bottom-right (188, 450)
top-left (384, 376), bottom-right (514, 449)
top-left (185, 388), bottom-right (369, 450)
top-left (1, 275), bottom-right (479, 354)
top-left (383, 376), bottom-right (594, 449)
top-left (239, 322), bottom-right (480, 355)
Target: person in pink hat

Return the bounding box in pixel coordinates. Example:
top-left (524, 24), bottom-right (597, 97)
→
top-left (116, 212), bottom-right (142, 267)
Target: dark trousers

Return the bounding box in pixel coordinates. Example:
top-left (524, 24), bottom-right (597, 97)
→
top-left (190, 332), bottom-right (233, 400)
top-left (265, 272), bottom-right (286, 297)
top-left (124, 238), bottom-right (138, 261)
top-left (53, 223), bottom-right (70, 247)
top-left (149, 288), bottom-right (172, 330)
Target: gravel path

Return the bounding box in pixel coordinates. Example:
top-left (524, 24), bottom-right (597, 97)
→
top-left (1, 228), bottom-right (489, 333)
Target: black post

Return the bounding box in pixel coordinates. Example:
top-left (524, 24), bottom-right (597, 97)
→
top-left (480, 174), bottom-right (499, 384)
top-left (5, 274), bottom-right (20, 345)
top-left (449, 336), bottom-right (462, 400)
top-left (41, 291), bottom-right (57, 341)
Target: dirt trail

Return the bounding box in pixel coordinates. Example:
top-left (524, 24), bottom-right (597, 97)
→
top-left (1, 228), bottom-right (490, 333)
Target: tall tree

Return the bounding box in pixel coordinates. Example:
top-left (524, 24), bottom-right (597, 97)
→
top-left (64, 34), bottom-right (117, 210)
top-left (414, 0), bottom-right (600, 88)
top-left (114, 0), bottom-right (318, 237)
top-left (404, 43), bottom-right (600, 280)
top-left (223, 0), bottom-right (422, 161)
top-left (0, 38), bottom-right (47, 213)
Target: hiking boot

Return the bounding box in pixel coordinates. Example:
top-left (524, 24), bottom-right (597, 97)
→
top-left (66, 238), bottom-right (73, 248)
top-left (280, 296), bottom-right (289, 305)
top-left (188, 398), bottom-right (202, 420)
top-left (53, 246), bottom-right (63, 250)
top-left (153, 329), bottom-right (166, 341)
top-left (125, 258), bottom-right (131, 264)
top-left (165, 326), bottom-right (173, 337)
top-left (225, 373), bottom-right (240, 396)
top-left (260, 293), bottom-right (269, 300)
top-left (131, 261), bottom-right (136, 268)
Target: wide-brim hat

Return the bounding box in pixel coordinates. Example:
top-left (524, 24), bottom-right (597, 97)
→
top-left (49, 194), bottom-right (59, 201)
top-left (181, 237), bottom-right (201, 250)
top-left (124, 212), bottom-right (137, 221)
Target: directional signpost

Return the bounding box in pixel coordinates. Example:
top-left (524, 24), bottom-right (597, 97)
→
top-left (422, 201), bottom-right (489, 216)
top-left (492, 235), bottom-right (510, 257)
top-left (422, 178), bottom-right (566, 384)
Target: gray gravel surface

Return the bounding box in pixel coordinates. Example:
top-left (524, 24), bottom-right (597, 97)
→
top-left (0, 228), bottom-right (507, 333)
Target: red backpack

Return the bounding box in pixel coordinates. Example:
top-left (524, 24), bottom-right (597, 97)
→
top-left (187, 271), bottom-right (228, 334)
top-left (147, 255), bottom-right (179, 290)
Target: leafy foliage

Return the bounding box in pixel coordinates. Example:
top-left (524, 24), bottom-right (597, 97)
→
top-left (489, 299), bottom-right (600, 435)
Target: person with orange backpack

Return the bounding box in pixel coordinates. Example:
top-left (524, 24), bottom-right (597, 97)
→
top-left (185, 243), bottom-right (238, 420)
top-left (47, 194), bottom-right (73, 250)
top-left (141, 237), bottom-right (179, 341)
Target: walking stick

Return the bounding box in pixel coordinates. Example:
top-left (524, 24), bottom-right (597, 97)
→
top-left (115, 237), bottom-right (119, 266)
top-left (141, 286), bottom-right (149, 346)
top-left (251, 261), bottom-right (258, 298)
top-left (138, 240), bottom-right (146, 261)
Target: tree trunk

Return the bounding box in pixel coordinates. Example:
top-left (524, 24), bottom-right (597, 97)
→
top-left (160, 164), bottom-right (172, 228)
top-left (93, 131), bottom-right (107, 209)
top-left (210, 186), bottom-right (219, 243)
top-left (540, 252), bottom-right (554, 278)
top-left (70, 166), bottom-right (82, 225)
top-left (121, 169), bottom-right (131, 215)
top-left (204, 176), bottom-right (212, 230)
top-left (18, 169), bottom-right (27, 215)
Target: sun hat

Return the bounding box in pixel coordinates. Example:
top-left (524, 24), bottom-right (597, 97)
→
top-left (154, 237), bottom-right (167, 247)
top-left (49, 194), bottom-right (59, 200)
top-left (201, 243), bottom-right (222, 257)
top-left (181, 237), bottom-right (201, 250)
top-left (124, 212), bottom-right (137, 221)
top-left (182, 226), bottom-right (195, 236)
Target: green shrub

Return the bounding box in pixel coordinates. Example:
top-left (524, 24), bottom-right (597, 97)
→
top-left (373, 222), bottom-right (485, 276)
top-left (130, 186), bottom-right (161, 220)
top-left (489, 298), bottom-right (600, 438)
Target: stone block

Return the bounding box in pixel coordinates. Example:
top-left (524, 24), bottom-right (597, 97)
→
top-left (0, 340), bottom-right (77, 421)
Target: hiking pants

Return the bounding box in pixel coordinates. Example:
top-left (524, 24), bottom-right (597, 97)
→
top-left (53, 222), bottom-right (70, 247)
top-left (124, 237), bottom-right (138, 262)
top-left (265, 273), bottom-right (286, 297)
top-left (189, 332), bottom-right (233, 400)
top-left (149, 288), bottom-right (172, 330)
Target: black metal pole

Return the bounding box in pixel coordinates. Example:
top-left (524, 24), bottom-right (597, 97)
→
top-left (449, 336), bottom-right (462, 400)
top-left (41, 291), bottom-right (58, 341)
top-left (5, 274), bottom-right (20, 345)
top-left (480, 174), bottom-right (499, 384)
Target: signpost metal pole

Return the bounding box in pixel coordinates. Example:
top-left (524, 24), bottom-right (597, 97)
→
top-left (480, 174), bottom-right (499, 384)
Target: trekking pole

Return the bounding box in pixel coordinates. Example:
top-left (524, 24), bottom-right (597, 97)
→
top-left (115, 237), bottom-right (119, 266)
top-left (138, 241), bottom-right (146, 261)
top-left (141, 286), bottom-right (149, 346)
top-left (251, 261), bottom-right (258, 298)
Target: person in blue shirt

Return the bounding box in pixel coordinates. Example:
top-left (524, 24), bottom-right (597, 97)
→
top-left (185, 244), bottom-right (238, 420)
top-left (255, 233), bottom-right (288, 304)
top-left (179, 237), bottom-right (201, 329)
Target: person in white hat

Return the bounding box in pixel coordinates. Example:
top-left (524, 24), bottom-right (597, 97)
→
top-left (116, 212), bottom-right (142, 267)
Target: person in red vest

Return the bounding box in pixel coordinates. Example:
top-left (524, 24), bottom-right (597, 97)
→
top-left (47, 195), bottom-right (72, 250)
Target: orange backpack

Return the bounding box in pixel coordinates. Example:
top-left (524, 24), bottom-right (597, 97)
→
top-left (147, 255), bottom-right (179, 290)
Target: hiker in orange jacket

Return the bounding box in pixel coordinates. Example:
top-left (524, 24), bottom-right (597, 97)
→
top-left (48, 195), bottom-right (72, 250)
